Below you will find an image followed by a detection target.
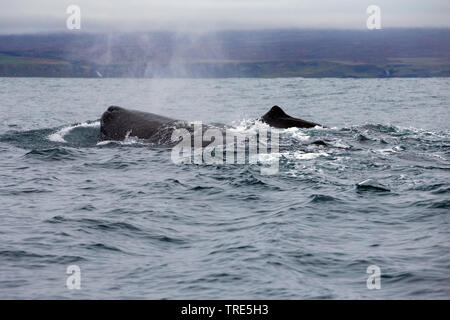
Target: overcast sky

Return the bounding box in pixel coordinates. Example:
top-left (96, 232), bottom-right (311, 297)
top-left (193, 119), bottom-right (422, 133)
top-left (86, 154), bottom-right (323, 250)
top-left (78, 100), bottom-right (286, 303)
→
top-left (2, 0), bottom-right (450, 34)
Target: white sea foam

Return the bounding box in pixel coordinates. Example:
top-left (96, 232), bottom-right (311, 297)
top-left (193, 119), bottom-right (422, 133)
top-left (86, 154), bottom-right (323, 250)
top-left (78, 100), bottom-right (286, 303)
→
top-left (292, 151), bottom-right (329, 160)
top-left (284, 127), bottom-right (311, 141)
top-left (96, 134), bottom-right (145, 146)
top-left (229, 119), bottom-right (272, 135)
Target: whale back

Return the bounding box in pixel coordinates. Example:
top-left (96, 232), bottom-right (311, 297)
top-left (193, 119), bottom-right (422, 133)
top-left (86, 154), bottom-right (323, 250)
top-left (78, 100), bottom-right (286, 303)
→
top-left (100, 106), bottom-right (176, 140)
top-left (261, 105), bottom-right (320, 129)
top-left (100, 105), bottom-right (323, 142)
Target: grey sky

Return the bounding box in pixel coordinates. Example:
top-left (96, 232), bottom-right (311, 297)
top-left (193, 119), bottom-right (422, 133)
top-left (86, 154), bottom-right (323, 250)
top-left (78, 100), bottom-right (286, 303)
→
top-left (1, 0), bottom-right (449, 34)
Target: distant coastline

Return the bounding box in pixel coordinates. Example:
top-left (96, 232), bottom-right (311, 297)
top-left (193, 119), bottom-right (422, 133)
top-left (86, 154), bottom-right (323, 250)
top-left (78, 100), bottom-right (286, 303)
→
top-left (1, 29), bottom-right (449, 78)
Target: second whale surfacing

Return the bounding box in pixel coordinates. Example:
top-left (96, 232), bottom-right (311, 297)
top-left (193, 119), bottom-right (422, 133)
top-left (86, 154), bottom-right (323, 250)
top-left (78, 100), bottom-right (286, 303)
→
top-left (100, 105), bottom-right (324, 143)
top-left (260, 105), bottom-right (321, 129)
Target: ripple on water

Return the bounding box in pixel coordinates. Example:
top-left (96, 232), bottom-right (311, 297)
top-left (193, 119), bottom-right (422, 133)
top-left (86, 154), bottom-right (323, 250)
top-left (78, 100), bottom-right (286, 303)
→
top-left (308, 194), bottom-right (342, 203)
top-left (24, 148), bottom-right (80, 161)
top-left (0, 250), bottom-right (87, 265)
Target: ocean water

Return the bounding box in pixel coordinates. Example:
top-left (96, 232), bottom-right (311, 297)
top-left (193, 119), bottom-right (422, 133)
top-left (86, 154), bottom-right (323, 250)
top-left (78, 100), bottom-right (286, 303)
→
top-left (0, 77), bottom-right (449, 299)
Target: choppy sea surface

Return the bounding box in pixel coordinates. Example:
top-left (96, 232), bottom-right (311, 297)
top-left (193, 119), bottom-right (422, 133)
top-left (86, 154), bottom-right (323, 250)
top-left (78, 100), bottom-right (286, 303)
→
top-left (0, 77), bottom-right (449, 299)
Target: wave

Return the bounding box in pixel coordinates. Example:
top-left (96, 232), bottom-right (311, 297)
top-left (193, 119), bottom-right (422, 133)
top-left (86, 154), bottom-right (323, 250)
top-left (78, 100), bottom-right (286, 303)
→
top-left (24, 147), bottom-right (79, 161)
top-left (47, 121), bottom-right (100, 144)
top-left (0, 250), bottom-right (86, 264)
top-left (0, 121), bottom-right (101, 150)
top-left (1, 120), bottom-right (448, 171)
top-left (356, 179), bottom-right (391, 192)
top-left (308, 194), bottom-right (341, 203)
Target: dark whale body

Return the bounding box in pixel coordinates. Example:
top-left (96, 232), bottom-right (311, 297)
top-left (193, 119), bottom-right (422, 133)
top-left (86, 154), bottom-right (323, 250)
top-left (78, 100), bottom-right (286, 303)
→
top-left (100, 106), bottom-right (211, 146)
top-left (100, 105), bottom-right (324, 143)
top-left (100, 106), bottom-right (179, 141)
top-left (261, 105), bottom-right (321, 129)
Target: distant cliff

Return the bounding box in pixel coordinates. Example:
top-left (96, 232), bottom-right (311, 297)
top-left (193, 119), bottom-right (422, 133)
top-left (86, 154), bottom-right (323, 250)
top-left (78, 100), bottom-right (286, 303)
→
top-left (0, 29), bottom-right (449, 78)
